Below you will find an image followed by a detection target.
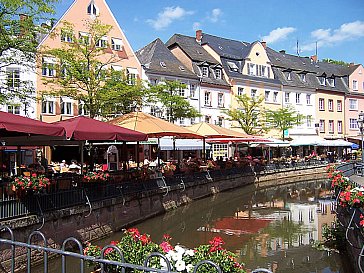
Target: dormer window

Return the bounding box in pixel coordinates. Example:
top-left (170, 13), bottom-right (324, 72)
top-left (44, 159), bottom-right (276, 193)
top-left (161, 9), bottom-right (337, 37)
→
top-left (160, 62), bottom-right (166, 68)
top-left (227, 61), bottom-right (239, 72)
top-left (299, 73), bottom-right (306, 82)
top-left (215, 69), bottom-right (221, 79)
top-left (328, 77), bottom-right (335, 87)
top-left (285, 71), bottom-right (291, 81)
top-left (179, 66), bottom-right (185, 71)
top-left (201, 66), bottom-right (209, 77)
top-left (87, 2), bottom-right (98, 16)
top-left (318, 76), bottom-right (326, 86)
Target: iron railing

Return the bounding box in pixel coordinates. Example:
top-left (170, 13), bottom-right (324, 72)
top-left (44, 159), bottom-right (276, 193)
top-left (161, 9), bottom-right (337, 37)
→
top-left (0, 160), bottom-right (327, 221)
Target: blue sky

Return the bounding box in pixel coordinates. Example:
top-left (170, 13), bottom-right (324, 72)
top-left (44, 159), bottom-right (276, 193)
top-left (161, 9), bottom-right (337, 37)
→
top-left (56, 0), bottom-right (364, 64)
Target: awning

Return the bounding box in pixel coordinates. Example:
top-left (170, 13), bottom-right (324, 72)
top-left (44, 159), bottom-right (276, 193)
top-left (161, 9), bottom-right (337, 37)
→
top-left (324, 139), bottom-right (356, 147)
top-left (290, 135), bottom-right (327, 146)
top-left (258, 137), bottom-right (290, 147)
top-left (158, 137), bottom-right (210, 151)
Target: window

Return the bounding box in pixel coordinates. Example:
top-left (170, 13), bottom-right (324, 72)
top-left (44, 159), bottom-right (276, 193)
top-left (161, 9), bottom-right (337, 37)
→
top-left (237, 87), bottom-right (244, 96)
top-left (42, 57), bottom-right (56, 77)
top-left (247, 63), bottom-right (255, 75)
top-left (79, 32), bottom-right (90, 45)
top-left (299, 73), bottom-right (306, 82)
top-left (328, 99), bottom-right (333, 111)
top-left (78, 101), bottom-right (89, 116)
top-left (178, 83), bottom-right (186, 97)
top-left (306, 115), bottom-right (312, 127)
top-left (328, 78), bottom-right (335, 87)
top-left (126, 68), bottom-right (138, 85)
top-left (179, 117), bottom-right (185, 125)
top-left (338, 120), bottom-right (343, 134)
top-left (111, 38), bottom-right (123, 51)
top-left (319, 120), bottom-right (325, 132)
top-left (87, 2), bottom-right (98, 15)
top-left (285, 71), bottom-right (291, 80)
top-left (61, 30), bottom-right (73, 43)
top-left (215, 69), bottom-right (222, 79)
top-left (190, 84), bottom-right (196, 98)
top-left (319, 98), bottom-right (325, 111)
top-left (306, 94), bottom-right (311, 105)
top-left (204, 92), bottom-right (211, 106)
top-left (328, 120), bottom-right (334, 133)
top-left (349, 99), bottom-right (358, 110)
top-left (227, 61), bottom-right (239, 72)
top-left (296, 93), bottom-right (301, 104)
top-left (273, 92), bottom-right (278, 103)
top-left (284, 92), bottom-right (290, 103)
top-left (191, 117), bottom-right (196, 125)
top-left (205, 115), bottom-right (211, 123)
top-left (96, 36), bottom-right (107, 48)
top-left (159, 62), bottom-right (166, 68)
top-left (337, 100), bottom-right (342, 112)
top-left (265, 90), bottom-right (270, 102)
top-left (353, 80), bottom-right (358, 91)
top-left (251, 89), bottom-right (257, 98)
top-left (7, 105), bottom-right (20, 115)
top-left (218, 93), bottom-right (224, 107)
top-left (201, 66), bottom-right (209, 77)
top-left (7, 69), bottom-right (20, 88)
top-left (42, 100), bottom-right (55, 114)
top-left (318, 76), bottom-right (326, 85)
top-left (217, 117), bottom-right (224, 127)
top-left (61, 98), bottom-right (73, 116)
top-left (349, 118), bottom-right (358, 129)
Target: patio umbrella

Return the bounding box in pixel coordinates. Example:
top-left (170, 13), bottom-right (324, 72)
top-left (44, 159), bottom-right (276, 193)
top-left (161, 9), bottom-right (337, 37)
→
top-left (0, 111), bottom-right (65, 137)
top-left (187, 122), bottom-right (250, 138)
top-left (109, 112), bottom-right (202, 139)
top-left (54, 116), bottom-right (147, 141)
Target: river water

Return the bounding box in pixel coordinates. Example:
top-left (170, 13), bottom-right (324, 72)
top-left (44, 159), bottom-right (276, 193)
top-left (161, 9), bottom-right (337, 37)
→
top-left (36, 179), bottom-right (350, 273)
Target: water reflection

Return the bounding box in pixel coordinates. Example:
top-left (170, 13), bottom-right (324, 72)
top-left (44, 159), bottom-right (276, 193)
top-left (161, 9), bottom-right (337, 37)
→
top-left (131, 180), bottom-right (343, 273)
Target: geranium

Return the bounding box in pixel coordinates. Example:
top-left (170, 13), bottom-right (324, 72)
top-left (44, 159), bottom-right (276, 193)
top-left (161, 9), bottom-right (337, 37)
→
top-left (163, 162), bottom-right (176, 172)
top-left (83, 171), bottom-right (109, 182)
top-left (338, 187), bottom-right (364, 207)
top-left (10, 173), bottom-right (50, 193)
top-left (84, 229), bottom-right (246, 273)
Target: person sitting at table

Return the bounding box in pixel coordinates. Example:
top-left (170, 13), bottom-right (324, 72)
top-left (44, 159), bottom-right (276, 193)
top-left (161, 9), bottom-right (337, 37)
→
top-left (28, 158), bottom-right (45, 174)
top-left (60, 160), bottom-right (69, 173)
top-left (68, 160), bottom-right (81, 174)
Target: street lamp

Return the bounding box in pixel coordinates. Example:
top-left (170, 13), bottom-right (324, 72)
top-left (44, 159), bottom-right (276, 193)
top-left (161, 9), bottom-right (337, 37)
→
top-left (357, 111), bottom-right (364, 176)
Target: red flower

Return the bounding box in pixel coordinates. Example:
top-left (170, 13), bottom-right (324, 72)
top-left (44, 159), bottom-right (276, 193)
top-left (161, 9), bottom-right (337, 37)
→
top-left (140, 234), bottom-right (151, 245)
top-left (160, 241), bottom-right (174, 253)
top-left (127, 228), bottom-right (140, 239)
top-left (209, 236), bottom-right (225, 252)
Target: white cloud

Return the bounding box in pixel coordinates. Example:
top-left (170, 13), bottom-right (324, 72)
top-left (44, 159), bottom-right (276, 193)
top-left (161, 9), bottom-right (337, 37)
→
top-left (262, 27), bottom-right (296, 44)
top-left (208, 8), bottom-right (222, 23)
top-left (192, 22), bottom-right (201, 31)
top-left (301, 21), bottom-right (364, 51)
top-left (147, 6), bottom-right (194, 30)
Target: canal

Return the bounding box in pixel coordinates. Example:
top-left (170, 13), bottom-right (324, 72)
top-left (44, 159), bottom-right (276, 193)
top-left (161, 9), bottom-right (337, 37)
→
top-left (38, 179), bottom-right (349, 273)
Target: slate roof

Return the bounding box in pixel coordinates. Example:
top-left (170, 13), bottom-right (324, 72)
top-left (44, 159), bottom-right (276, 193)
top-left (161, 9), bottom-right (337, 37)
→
top-left (266, 47), bottom-right (349, 93)
top-left (201, 33), bottom-right (252, 60)
top-left (166, 34), bottom-right (230, 87)
top-left (136, 38), bottom-right (198, 80)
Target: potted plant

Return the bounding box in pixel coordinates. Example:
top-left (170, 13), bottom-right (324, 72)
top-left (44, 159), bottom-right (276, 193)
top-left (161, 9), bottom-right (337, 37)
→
top-left (10, 173), bottom-right (50, 198)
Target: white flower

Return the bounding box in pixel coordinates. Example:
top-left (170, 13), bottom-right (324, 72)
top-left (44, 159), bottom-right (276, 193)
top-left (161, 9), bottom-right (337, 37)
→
top-left (185, 249), bottom-right (195, 256)
top-left (175, 245), bottom-right (186, 255)
top-left (175, 259), bottom-right (186, 272)
top-left (170, 250), bottom-right (183, 261)
top-left (186, 264), bottom-right (194, 272)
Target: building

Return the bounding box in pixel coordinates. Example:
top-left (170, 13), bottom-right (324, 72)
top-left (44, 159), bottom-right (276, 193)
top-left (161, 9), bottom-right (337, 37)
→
top-left (136, 38), bottom-right (199, 126)
top-left (36, 0), bottom-right (141, 122)
top-left (166, 33), bottom-right (231, 128)
top-left (199, 32), bottom-right (282, 136)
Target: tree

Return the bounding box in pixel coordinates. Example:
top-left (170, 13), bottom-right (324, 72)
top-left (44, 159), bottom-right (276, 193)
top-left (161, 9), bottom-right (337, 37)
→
top-left (0, 0), bottom-right (58, 106)
top-left (224, 94), bottom-right (267, 135)
top-left (322, 58), bottom-right (350, 66)
top-left (40, 19), bottom-right (141, 118)
top-left (0, 0), bottom-right (58, 65)
top-left (149, 80), bottom-right (200, 123)
top-left (266, 106), bottom-right (305, 140)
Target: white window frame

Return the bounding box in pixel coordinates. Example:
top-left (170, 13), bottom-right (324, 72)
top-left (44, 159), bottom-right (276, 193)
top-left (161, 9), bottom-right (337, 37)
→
top-left (126, 68), bottom-right (138, 85)
top-left (338, 120), bottom-right (343, 134)
top-left (353, 80), bottom-right (358, 91)
top-left (284, 92), bottom-right (290, 103)
top-left (337, 100), bottom-right (342, 112)
top-left (328, 120), bottom-right (334, 133)
top-left (41, 98), bottom-right (55, 115)
top-left (251, 89), bottom-right (257, 98)
top-left (300, 73), bottom-right (306, 82)
top-left (349, 99), bottom-right (358, 110)
top-left (79, 32), bottom-right (90, 45)
top-left (111, 38), bottom-right (123, 51)
top-left (190, 84), bottom-right (196, 98)
top-left (7, 68), bottom-right (20, 89)
top-left (87, 2), bottom-right (99, 15)
top-left (61, 30), bottom-right (73, 43)
top-left (42, 57), bottom-right (56, 77)
top-left (215, 69), bottom-right (222, 79)
top-left (306, 115), bottom-right (312, 127)
top-left (318, 76), bottom-right (326, 86)
top-left (201, 66), bottom-right (209, 77)
top-left (218, 93), bottom-right (224, 107)
top-left (7, 105), bottom-right (20, 115)
top-left (319, 98), bottom-right (325, 111)
top-left (237, 87), bottom-right (244, 96)
top-left (349, 118), bottom-right (358, 129)
top-left (60, 97), bottom-right (73, 116)
top-left (265, 90), bottom-right (270, 102)
top-left (96, 36), bottom-right (108, 48)
top-left (248, 63), bottom-right (255, 76)
top-left (306, 94), bottom-right (311, 105)
top-left (328, 78), bottom-right (335, 87)
top-left (319, 120), bottom-right (325, 132)
top-left (285, 71), bottom-right (291, 80)
top-left (295, 93), bottom-right (301, 104)
top-left (328, 99), bottom-right (333, 111)
top-left (205, 115), bottom-right (211, 123)
top-left (204, 91), bottom-right (211, 106)
top-left (273, 92), bottom-right (278, 103)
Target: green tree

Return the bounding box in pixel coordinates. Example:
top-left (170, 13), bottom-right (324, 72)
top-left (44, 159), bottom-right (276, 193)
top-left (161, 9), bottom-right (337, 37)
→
top-left (40, 20), bottom-right (145, 118)
top-left (322, 58), bottom-right (350, 66)
top-left (266, 106), bottom-right (304, 140)
top-left (149, 80), bottom-right (200, 123)
top-left (224, 94), bottom-right (267, 135)
top-left (0, 0), bottom-right (58, 106)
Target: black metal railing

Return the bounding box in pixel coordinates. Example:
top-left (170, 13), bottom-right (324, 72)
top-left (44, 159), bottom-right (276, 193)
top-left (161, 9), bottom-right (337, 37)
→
top-left (0, 160), bottom-right (327, 221)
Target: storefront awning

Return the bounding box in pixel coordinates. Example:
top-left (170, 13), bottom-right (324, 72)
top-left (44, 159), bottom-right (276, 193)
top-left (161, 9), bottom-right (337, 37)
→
top-left (159, 137), bottom-right (210, 151)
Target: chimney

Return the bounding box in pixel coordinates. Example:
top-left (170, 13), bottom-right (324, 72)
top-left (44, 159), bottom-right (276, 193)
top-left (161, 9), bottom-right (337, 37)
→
top-left (310, 55), bottom-right (317, 63)
top-left (261, 41), bottom-right (267, 49)
top-left (349, 62), bottom-right (355, 67)
top-left (196, 30), bottom-right (202, 44)
top-left (279, 50), bottom-right (286, 54)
